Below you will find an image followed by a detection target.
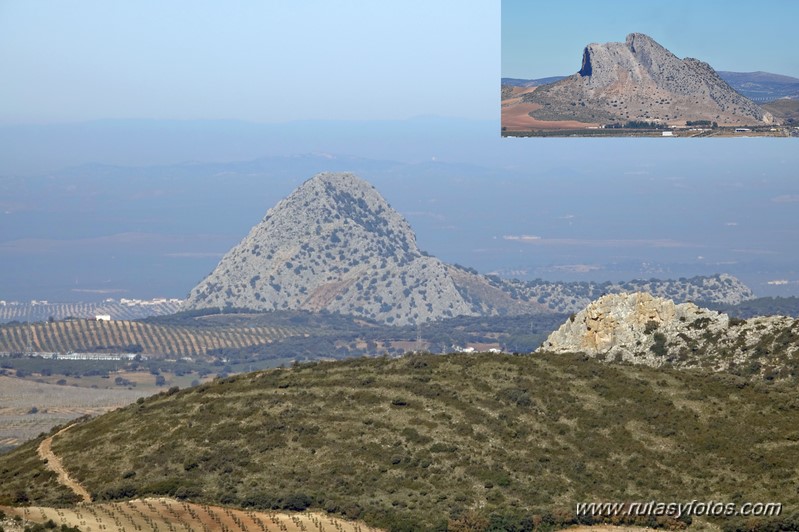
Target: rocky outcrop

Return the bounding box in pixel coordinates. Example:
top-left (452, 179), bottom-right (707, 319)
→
top-left (539, 292), bottom-right (727, 364)
top-left (526, 33), bottom-right (773, 126)
top-left (538, 292), bottom-right (799, 379)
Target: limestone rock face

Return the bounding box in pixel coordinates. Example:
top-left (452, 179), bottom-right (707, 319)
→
top-left (538, 292), bottom-right (799, 377)
top-left (526, 33), bottom-right (772, 126)
top-left (539, 292), bottom-right (727, 365)
top-left (185, 172), bottom-right (483, 325)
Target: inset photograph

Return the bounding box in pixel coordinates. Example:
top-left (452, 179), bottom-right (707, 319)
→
top-left (502, 1), bottom-right (799, 137)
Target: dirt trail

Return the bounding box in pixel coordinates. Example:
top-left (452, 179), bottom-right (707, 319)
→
top-left (37, 424), bottom-right (92, 503)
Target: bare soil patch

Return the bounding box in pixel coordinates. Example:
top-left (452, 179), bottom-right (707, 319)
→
top-left (502, 87), bottom-right (598, 131)
top-left (568, 527), bottom-right (659, 532)
top-left (37, 424), bottom-right (92, 503)
top-left (1, 497), bottom-right (384, 531)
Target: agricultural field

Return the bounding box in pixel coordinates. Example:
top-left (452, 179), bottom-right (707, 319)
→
top-left (0, 300), bottom-right (184, 324)
top-left (0, 375), bottom-right (143, 449)
top-left (0, 497), bottom-right (382, 531)
top-left (0, 319), bottom-right (310, 358)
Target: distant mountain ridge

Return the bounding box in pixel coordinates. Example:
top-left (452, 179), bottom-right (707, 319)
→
top-left (185, 172), bottom-right (755, 324)
top-left (500, 76), bottom-right (567, 88)
top-left (716, 71), bottom-right (799, 102)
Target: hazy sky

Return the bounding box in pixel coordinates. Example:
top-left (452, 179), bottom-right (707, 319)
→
top-left (0, 1), bottom-right (497, 124)
top-left (503, 0), bottom-right (799, 79)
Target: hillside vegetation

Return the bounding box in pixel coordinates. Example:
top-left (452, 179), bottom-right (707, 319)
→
top-left (1, 353), bottom-right (798, 530)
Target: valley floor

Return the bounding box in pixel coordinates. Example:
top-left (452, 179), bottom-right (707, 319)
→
top-left (0, 375), bottom-right (144, 449)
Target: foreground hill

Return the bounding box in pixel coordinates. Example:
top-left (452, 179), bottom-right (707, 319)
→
top-left (185, 172), bottom-right (754, 324)
top-left (539, 292), bottom-right (799, 380)
top-left (522, 33), bottom-right (772, 127)
top-left (1, 353), bottom-right (798, 530)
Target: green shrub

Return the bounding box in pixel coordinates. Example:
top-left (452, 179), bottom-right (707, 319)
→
top-left (282, 493), bottom-right (313, 511)
top-left (650, 332), bottom-right (668, 357)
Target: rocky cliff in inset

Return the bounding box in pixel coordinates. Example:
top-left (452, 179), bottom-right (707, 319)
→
top-left (525, 33), bottom-right (773, 126)
top-left (538, 292), bottom-right (799, 379)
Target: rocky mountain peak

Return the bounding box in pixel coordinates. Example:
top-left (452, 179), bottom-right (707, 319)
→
top-left (576, 32), bottom-right (681, 88)
top-left (259, 172), bottom-right (417, 257)
top-left (625, 32), bottom-right (658, 52)
top-left (185, 172), bottom-right (482, 325)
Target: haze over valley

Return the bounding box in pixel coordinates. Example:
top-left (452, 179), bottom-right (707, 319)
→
top-left (1, 131), bottom-right (798, 304)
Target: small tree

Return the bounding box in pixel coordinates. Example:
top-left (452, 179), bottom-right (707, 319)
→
top-left (650, 332), bottom-right (668, 357)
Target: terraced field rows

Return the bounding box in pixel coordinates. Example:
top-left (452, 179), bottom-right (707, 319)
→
top-left (1, 498), bottom-right (382, 531)
top-left (0, 320), bottom-right (309, 357)
top-left (0, 301), bottom-right (183, 324)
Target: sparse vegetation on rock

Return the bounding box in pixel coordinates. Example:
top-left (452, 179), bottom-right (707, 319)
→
top-left (524, 33), bottom-right (772, 126)
top-left (539, 292), bottom-right (799, 380)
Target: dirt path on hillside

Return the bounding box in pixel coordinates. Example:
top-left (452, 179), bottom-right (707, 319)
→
top-left (37, 424), bottom-right (92, 503)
